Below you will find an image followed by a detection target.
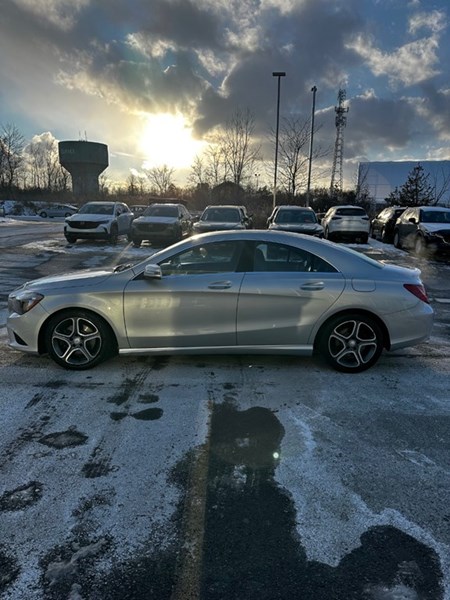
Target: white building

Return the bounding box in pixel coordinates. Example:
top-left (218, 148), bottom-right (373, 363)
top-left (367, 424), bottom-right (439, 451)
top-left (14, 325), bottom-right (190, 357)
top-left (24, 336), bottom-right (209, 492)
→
top-left (357, 160), bottom-right (450, 208)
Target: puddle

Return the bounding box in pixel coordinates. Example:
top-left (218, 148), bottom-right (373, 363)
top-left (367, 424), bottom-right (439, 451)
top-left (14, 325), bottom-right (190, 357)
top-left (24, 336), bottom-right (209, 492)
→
top-left (0, 481), bottom-right (43, 511)
top-left (39, 429), bottom-right (88, 449)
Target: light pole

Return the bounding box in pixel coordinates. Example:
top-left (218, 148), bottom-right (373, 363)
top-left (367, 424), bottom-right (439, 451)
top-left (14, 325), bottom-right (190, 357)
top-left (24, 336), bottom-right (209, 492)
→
top-left (272, 71), bottom-right (286, 209)
top-left (306, 85), bottom-right (317, 208)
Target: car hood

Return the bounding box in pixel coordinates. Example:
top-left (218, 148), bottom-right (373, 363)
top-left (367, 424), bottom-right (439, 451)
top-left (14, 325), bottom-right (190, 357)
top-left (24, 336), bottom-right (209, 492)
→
top-left (18, 269), bottom-right (115, 292)
top-left (66, 214), bottom-right (113, 223)
top-left (421, 223), bottom-right (450, 234)
top-left (269, 223), bottom-right (323, 234)
top-left (134, 216), bottom-right (177, 224)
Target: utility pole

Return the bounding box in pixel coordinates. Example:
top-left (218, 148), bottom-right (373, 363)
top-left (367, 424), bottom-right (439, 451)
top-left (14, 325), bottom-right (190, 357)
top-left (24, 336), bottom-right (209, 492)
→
top-left (272, 71), bottom-right (286, 209)
top-left (306, 85), bottom-right (317, 207)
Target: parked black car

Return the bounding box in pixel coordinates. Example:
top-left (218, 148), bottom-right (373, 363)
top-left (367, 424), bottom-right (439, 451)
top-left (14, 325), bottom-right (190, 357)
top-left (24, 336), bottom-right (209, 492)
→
top-left (393, 205), bottom-right (450, 256)
top-left (130, 203), bottom-right (193, 247)
top-left (192, 205), bottom-right (252, 233)
top-left (267, 205), bottom-right (324, 237)
top-left (370, 206), bottom-right (406, 243)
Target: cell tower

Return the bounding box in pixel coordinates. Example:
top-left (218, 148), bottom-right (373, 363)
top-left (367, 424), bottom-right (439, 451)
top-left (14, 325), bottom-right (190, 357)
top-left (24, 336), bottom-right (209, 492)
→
top-left (330, 87), bottom-right (349, 194)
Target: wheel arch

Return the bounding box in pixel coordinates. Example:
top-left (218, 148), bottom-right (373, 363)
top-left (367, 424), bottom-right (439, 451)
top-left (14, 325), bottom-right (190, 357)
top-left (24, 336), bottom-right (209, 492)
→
top-left (313, 308), bottom-right (391, 353)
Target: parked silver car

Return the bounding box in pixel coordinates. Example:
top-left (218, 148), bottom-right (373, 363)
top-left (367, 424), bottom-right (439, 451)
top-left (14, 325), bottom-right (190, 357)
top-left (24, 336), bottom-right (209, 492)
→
top-left (7, 230), bottom-right (433, 373)
top-left (64, 201), bottom-right (134, 244)
top-left (38, 204), bottom-right (78, 218)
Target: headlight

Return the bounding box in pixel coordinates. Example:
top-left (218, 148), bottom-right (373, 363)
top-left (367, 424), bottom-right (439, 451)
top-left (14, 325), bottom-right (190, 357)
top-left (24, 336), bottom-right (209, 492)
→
top-left (8, 290), bottom-right (44, 315)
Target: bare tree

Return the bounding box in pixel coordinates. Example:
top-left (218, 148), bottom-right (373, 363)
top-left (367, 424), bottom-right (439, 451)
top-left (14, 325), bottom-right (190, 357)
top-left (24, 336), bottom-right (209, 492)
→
top-left (218, 108), bottom-right (261, 187)
top-left (145, 165), bottom-right (175, 196)
top-left (273, 116), bottom-right (327, 198)
top-left (429, 167), bottom-right (450, 206)
top-left (0, 123), bottom-right (25, 190)
top-left (23, 132), bottom-right (69, 191)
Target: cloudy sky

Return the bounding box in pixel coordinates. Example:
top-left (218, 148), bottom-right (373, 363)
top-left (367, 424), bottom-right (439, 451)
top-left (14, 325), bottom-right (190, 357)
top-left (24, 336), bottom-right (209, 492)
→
top-left (1, 0), bottom-right (449, 189)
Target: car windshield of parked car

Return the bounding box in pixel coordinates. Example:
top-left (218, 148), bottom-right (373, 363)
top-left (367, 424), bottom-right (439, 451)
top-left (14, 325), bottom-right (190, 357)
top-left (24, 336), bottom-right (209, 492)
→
top-left (275, 210), bottom-right (316, 224)
top-left (144, 205), bottom-right (178, 217)
top-left (421, 210), bottom-right (450, 223)
top-left (78, 203), bottom-right (114, 215)
top-left (202, 208), bottom-right (241, 222)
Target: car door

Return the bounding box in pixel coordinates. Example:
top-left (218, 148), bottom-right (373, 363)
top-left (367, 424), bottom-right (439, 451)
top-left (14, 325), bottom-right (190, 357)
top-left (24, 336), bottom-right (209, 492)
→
top-left (116, 203), bottom-right (133, 234)
top-left (237, 241), bottom-right (346, 346)
top-left (123, 240), bottom-right (246, 348)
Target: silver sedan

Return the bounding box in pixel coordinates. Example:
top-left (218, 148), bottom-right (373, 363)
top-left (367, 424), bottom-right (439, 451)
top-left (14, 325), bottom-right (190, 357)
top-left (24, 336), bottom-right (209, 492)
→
top-left (7, 230), bottom-right (434, 372)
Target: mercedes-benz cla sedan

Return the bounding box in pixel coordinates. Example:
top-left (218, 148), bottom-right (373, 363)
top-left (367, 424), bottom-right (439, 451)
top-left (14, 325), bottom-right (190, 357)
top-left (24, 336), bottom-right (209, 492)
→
top-left (8, 231), bottom-right (433, 373)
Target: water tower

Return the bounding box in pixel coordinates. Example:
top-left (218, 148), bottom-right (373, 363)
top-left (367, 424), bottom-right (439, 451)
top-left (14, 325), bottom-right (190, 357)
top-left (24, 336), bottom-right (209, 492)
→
top-left (58, 140), bottom-right (108, 196)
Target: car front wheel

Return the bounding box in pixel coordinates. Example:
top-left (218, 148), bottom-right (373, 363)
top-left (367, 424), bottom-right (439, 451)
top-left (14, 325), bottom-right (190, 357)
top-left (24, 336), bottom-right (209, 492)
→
top-left (44, 310), bottom-right (116, 370)
top-left (318, 314), bottom-right (384, 373)
top-left (109, 225), bottom-right (118, 245)
top-left (65, 234), bottom-right (77, 244)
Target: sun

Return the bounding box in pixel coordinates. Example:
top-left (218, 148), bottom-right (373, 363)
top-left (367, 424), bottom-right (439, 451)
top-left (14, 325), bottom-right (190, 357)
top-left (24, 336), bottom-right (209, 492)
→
top-left (139, 113), bottom-right (205, 170)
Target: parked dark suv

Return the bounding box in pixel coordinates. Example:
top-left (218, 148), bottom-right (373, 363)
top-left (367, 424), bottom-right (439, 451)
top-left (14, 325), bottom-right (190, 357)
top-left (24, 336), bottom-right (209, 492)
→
top-left (370, 206), bottom-right (405, 243)
top-left (393, 206), bottom-right (450, 256)
top-left (130, 203), bottom-right (192, 247)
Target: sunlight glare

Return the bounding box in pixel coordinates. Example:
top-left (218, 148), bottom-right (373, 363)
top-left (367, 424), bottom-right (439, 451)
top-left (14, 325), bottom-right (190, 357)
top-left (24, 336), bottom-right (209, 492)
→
top-left (139, 113), bottom-right (205, 169)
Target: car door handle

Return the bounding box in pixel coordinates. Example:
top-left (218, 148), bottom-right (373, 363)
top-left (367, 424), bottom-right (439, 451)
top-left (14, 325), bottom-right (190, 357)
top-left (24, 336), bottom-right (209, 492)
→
top-left (300, 282), bottom-right (325, 290)
top-left (208, 281), bottom-right (232, 289)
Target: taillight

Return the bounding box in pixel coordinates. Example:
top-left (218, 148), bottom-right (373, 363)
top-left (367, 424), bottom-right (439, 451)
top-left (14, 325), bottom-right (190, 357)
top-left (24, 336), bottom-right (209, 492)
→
top-left (404, 284), bottom-right (429, 304)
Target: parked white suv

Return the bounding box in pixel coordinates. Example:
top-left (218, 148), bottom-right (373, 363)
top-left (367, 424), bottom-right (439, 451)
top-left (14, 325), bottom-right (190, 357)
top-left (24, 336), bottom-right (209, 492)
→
top-left (322, 205), bottom-right (370, 243)
top-left (64, 201), bottom-right (134, 244)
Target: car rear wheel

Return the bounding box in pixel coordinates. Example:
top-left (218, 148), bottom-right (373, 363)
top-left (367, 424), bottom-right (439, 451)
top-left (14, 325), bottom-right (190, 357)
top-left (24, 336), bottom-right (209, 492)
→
top-left (414, 235), bottom-right (426, 257)
top-left (65, 234), bottom-right (77, 243)
top-left (44, 310), bottom-right (116, 370)
top-left (132, 237), bottom-right (142, 247)
top-left (393, 230), bottom-right (402, 249)
top-left (318, 314), bottom-right (384, 373)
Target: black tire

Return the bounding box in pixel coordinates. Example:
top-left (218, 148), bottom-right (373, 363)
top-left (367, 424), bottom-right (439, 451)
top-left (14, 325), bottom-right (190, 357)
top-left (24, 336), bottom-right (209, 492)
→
top-left (369, 226), bottom-right (375, 239)
top-left (40, 211), bottom-right (47, 218)
top-left (109, 225), bottom-right (118, 245)
top-left (65, 234), bottom-right (77, 244)
top-left (361, 233), bottom-right (369, 244)
top-left (318, 314), bottom-right (384, 373)
top-left (132, 238), bottom-right (142, 247)
top-left (324, 227), bottom-right (331, 241)
top-left (44, 310), bottom-right (116, 370)
top-left (414, 235), bottom-right (426, 257)
top-left (64, 212), bottom-right (72, 217)
top-left (380, 227), bottom-right (388, 243)
top-left (393, 230), bottom-right (402, 249)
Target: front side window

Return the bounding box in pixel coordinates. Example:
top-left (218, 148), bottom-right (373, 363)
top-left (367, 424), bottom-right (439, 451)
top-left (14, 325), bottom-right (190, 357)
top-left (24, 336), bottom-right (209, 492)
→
top-left (159, 241), bottom-right (244, 275)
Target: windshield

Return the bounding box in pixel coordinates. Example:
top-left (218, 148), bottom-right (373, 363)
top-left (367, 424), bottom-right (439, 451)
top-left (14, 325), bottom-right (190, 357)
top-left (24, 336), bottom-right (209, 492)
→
top-left (143, 205), bottom-right (178, 217)
top-left (421, 210), bottom-right (450, 223)
top-left (78, 203), bottom-right (114, 215)
top-left (275, 210), bottom-right (317, 224)
top-left (202, 208), bottom-right (241, 222)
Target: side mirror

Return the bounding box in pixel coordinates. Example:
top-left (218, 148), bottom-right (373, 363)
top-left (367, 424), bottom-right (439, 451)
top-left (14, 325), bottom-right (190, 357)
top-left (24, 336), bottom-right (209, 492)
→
top-left (144, 264), bottom-right (162, 279)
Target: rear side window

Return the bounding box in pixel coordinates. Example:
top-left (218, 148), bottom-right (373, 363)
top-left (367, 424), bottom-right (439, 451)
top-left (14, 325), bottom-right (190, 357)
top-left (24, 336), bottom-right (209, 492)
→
top-left (252, 242), bottom-right (337, 273)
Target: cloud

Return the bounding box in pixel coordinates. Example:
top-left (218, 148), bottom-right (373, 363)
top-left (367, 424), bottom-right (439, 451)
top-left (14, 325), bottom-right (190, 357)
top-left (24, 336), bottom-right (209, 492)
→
top-left (347, 35), bottom-right (440, 87)
top-left (408, 9), bottom-right (447, 35)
